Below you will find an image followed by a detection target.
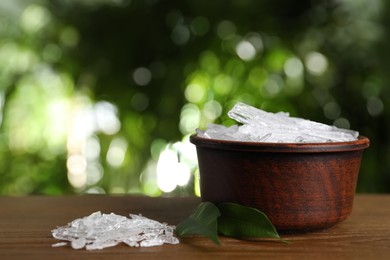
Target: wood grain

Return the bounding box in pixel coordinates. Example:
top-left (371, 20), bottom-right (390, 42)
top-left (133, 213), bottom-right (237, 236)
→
top-left (0, 195), bottom-right (389, 259)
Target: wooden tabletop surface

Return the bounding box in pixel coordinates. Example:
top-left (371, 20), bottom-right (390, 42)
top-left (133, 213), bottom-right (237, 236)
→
top-left (0, 195), bottom-right (389, 259)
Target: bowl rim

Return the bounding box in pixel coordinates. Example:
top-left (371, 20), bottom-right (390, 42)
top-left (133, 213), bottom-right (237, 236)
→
top-left (190, 134), bottom-right (370, 153)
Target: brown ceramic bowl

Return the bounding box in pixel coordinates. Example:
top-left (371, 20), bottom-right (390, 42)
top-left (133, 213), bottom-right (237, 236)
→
top-left (190, 134), bottom-right (370, 232)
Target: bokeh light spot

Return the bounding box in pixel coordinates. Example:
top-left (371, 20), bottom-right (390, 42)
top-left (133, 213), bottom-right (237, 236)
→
top-left (191, 16), bottom-right (210, 36)
top-left (176, 162), bottom-right (191, 186)
top-left (249, 67), bottom-right (268, 86)
top-left (262, 74), bottom-right (283, 97)
top-left (85, 135), bottom-right (101, 161)
top-left (367, 97), bottom-right (384, 116)
top-left (150, 139), bottom-right (168, 160)
top-left (284, 57), bottom-right (304, 78)
top-left (247, 32), bottom-right (264, 52)
top-left (323, 101), bottom-right (341, 120)
top-left (42, 44), bottom-right (62, 63)
top-left (179, 103), bottom-right (200, 134)
top-left (213, 74), bottom-right (233, 95)
top-left (203, 100), bottom-right (222, 121)
top-left (60, 27), bottom-right (79, 47)
top-left (86, 162), bottom-right (103, 186)
top-left (20, 4), bottom-right (51, 34)
top-left (236, 40), bottom-right (256, 61)
top-left (165, 9), bottom-right (183, 28)
top-left (133, 67), bottom-right (152, 86)
top-left (94, 101), bottom-right (121, 135)
top-left (171, 24), bottom-right (191, 45)
top-left (199, 51), bottom-right (220, 73)
top-left (67, 154), bottom-right (87, 189)
top-left (217, 20), bottom-right (236, 39)
top-left (305, 52), bottom-right (328, 76)
top-left (106, 137), bottom-right (127, 168)
top-left (334, 117), bottom-right (351, 129)
top-left (131, 92), bottom-right (149, 111)
top-left (156, 149), bottom-right (178, 193)
top-left (184, 83), bottom-right (205, 103)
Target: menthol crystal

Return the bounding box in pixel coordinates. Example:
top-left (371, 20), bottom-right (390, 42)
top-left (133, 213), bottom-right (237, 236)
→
top-left (197, 102), bottom-right (359, 143)
top-left (51, 211), bottom-right (179, 250)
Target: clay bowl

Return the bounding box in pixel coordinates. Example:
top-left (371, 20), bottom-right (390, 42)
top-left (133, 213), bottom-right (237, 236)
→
top-left (190, 134), bottom-right (370, 232)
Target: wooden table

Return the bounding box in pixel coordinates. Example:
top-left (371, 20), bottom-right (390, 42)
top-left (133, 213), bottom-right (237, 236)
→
top-left (0, 195), bottom-right (389, 259)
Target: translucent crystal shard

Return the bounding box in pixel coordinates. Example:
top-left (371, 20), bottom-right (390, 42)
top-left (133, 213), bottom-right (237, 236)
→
top-left (51, 211), bottom-right (179, 250)
top-left (51, 242), bottom-right (67, 247)
top-left (198, 102), bottom-right (359, 143)
top-left (71, 237), bottom-right (86, 249)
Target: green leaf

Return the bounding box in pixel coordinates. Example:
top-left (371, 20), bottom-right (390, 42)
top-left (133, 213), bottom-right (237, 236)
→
top-left (217, 203), bottom-right (281, 240)
top-left (175, 202), bottom-right (221, 245)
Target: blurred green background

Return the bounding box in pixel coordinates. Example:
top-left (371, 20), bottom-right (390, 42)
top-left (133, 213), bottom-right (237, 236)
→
top-left (0, 0), bottom-right (388, 196)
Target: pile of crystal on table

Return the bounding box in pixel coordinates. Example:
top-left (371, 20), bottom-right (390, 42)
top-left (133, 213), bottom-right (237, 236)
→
top-left (197, 102), bottom-right (358, 143)
top-left (51, 211), bottom-right (179, 250)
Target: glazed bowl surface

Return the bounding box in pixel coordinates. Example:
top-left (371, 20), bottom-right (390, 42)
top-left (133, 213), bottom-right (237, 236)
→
top-left (190, 134), bottom-right (370, 231)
